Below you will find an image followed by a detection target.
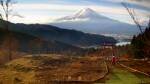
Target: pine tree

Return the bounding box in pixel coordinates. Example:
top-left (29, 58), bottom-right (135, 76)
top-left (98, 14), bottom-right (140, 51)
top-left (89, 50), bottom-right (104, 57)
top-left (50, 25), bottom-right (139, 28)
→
top-left (131, 22), bottom-right (150, 59)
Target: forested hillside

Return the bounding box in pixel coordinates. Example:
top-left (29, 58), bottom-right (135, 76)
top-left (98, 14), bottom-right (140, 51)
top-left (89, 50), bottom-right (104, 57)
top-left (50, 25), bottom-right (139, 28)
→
top-left (0, 27), bottom-right (86, 64)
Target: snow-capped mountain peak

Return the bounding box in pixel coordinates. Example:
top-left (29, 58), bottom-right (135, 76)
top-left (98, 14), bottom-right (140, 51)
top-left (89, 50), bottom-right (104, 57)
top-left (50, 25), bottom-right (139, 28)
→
top-left (50, 8), bottom-right (139, 36)
top-left (56, 8), bottom-right (102, 21)
top-left (74, 8), bottom-right (99, 19)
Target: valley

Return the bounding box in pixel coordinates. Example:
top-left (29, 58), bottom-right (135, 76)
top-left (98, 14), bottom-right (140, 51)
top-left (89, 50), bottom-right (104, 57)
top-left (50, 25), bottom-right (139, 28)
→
top-left (0, 0), bottom-right (150, 83)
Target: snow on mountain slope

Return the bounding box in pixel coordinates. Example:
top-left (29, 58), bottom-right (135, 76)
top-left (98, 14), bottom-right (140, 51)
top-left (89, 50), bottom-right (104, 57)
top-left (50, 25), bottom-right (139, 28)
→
top-left (56, 8), bottom-right (106, 21)
top-left (49, 8), bottom-right (140, 35)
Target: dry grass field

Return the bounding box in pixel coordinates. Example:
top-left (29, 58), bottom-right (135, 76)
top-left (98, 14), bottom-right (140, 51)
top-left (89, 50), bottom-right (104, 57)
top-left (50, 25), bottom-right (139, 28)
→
top-left (0, 54), bottom-right (107, 84)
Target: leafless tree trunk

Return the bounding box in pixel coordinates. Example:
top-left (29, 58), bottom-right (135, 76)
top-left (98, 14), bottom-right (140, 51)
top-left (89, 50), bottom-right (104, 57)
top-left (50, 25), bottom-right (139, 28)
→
top-left (0, 0), bottom-right (14, 60)
top-left (148, 19), bottom-right (150, 28)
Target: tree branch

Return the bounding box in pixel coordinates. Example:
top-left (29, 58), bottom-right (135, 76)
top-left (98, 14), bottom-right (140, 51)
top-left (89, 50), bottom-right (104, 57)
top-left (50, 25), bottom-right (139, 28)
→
top-left (0, 0), bottom-right (7, 17)
top-left (0, 13), bottom-right (3, 19)
top-left (121, 2), bottom-right (143, 33)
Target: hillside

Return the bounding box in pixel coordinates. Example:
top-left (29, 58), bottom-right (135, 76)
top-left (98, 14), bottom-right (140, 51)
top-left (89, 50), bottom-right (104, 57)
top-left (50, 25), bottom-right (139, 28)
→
top-left (0, 27), bottom-right (84, 56)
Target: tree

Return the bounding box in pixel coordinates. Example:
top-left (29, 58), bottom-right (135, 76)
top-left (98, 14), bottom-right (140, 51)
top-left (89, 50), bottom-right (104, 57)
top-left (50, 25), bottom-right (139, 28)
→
top-left (121, 1), bottom-right (150, 59)
top-left (148, 19), bottom-right (150, 28)
top-left (131, 26), bottom-right (150, 59)
top-left (121, 1), bottom-right (143, 33)
top-left (0, 0), bottom-right (16, 60)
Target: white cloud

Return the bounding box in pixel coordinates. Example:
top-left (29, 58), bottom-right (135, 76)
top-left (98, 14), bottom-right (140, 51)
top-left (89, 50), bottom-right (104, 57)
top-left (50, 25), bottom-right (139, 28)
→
top-left (9, 3), bottom-right (149, 24)
top-left (13, 3), bottom-right (148, 15)
top-left (11, 15), bottom-right (53, 24)
top-left (127, 0), bottom-right (150, 8)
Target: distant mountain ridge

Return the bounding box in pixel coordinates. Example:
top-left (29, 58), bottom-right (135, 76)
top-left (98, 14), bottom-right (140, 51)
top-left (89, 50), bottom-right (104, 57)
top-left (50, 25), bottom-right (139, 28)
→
top-left (0, 20), bottom-right (117, 48)
top-left (50, 8), bottom-right (139, 35)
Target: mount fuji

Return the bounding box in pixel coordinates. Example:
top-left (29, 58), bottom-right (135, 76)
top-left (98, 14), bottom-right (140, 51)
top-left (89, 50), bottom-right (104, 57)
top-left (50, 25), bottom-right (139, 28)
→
top-left (49, 8), bottom-right (139, 36)
top-left (56, 8), bottom-right (105, 21)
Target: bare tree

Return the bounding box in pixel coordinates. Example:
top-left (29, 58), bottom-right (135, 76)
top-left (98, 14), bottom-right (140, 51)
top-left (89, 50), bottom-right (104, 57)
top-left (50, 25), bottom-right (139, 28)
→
top-left (0, 0), bottom-right (15, 60)
top-left (121, 1), bottom-right (150, 59)
top-left (148, 18), bottom-right (150, 28)
top-left (121, 1), bottom-right (143, 33)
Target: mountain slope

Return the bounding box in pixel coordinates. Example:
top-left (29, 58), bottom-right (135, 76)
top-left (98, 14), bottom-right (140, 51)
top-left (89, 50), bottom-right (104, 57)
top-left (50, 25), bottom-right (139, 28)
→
top-left (50, 8), bottom-right (139, 35)
top-left (6, 22), bottom-right (117, 47)
top-left (0, 27), bottom-right (84, 55)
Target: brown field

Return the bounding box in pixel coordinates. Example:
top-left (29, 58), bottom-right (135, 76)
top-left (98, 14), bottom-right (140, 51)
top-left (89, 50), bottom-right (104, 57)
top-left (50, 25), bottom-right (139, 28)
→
top-left (0, 54), bottom-right (107, 84)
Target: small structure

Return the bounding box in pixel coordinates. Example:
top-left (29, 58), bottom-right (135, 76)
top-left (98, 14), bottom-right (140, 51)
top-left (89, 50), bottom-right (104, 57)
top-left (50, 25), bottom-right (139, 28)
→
top-left (101, 43), bottom-right (114, 49)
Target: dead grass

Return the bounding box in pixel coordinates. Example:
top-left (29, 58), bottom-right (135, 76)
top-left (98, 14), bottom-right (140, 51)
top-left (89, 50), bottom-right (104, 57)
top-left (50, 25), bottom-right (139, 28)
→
top-left (0, 54), bottom-right (106, 84)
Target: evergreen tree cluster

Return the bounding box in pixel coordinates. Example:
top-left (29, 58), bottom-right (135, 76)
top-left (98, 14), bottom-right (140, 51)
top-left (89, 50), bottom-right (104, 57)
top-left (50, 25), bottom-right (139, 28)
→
top-left (131, 25), bottom-right (150, 59)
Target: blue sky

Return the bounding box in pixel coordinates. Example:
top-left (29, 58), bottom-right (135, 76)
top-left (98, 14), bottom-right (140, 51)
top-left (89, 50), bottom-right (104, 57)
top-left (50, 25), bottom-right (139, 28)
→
top-left (6, 0), bottom-right (150, 24)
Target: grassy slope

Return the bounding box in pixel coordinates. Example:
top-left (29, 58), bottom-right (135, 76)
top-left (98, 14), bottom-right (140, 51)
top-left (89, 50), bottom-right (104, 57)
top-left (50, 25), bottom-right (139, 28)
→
top-left (105, 68), bottom-right (150, 84)
top-left (0, 57), bottom-right (36, 84)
